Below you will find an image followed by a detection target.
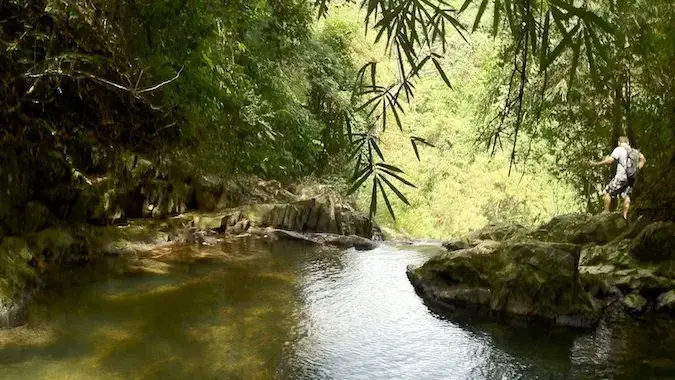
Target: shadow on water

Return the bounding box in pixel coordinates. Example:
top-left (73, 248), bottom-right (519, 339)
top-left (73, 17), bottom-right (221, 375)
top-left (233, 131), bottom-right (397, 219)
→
top-left (0, 238), bottom-right (313, 380)
top-left (418, 282), bottom-right (675, 380)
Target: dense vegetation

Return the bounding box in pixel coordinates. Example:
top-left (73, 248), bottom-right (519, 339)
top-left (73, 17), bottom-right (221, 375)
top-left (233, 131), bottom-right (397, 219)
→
top-left (1, 1), bottom-right (673, 295)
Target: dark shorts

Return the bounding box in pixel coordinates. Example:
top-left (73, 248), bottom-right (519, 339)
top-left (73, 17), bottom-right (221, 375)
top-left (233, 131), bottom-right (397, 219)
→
top-left (605, 177), bottom-right (634, 198)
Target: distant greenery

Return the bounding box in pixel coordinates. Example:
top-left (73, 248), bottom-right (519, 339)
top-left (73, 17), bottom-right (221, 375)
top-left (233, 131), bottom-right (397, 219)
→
top-left (316, 0), bottom-right (674, 223)
top-left (321, 6), bottom-right (580, 238)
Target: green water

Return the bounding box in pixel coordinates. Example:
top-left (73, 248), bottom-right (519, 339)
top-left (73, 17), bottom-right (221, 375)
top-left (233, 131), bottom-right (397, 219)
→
top-left (0, 238), bottom-right (674, 379)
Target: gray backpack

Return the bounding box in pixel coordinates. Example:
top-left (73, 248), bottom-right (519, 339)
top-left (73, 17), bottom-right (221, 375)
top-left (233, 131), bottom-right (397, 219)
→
top-left (623, 146), bottom-right (641, 180)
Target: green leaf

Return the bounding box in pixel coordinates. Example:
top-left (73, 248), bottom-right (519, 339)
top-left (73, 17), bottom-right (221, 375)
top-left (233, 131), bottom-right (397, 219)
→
top-left (459, 0), bottom-right (473, 13)
top-left (491, 0), bottom-right (501, 37)
top-left (539, 11), bottom-right (551, 70)
top-left (369, 177), bottom-right (378, 218)
top-left (379, 173), bottom-right (411, 205)
top-left (347, 167), bottom-right (373, 195)
top-left (472, 0), bottom-right (489, 32)
top-left (370, 138), bottom-right (385, 161)
top-left (432, 58), bottom-right (452, 88)
top-left (411, 139), bottom-right (421, 160)
top-left (379, 169), bottom-right (417, 188)
top-left (377, 177), bottom-right (396, 220)
top-left (376, 162), bottom-right (404, 173)
top-left (584, 11), bottom-right (615, 34)
top-left (545, 22), bottom-right (580, 68)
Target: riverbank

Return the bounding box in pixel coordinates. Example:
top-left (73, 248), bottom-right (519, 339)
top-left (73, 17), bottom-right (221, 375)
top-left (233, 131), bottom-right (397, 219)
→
top-left (0, 171), bottom-right (380, 328)
top-left (407, 212), bottom-right (675, 327)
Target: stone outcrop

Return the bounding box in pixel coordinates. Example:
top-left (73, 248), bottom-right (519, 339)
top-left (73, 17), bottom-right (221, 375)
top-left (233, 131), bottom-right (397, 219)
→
top-left (174, 197), bottom-right (377, 239)
top-left (408, 240), bottom-right (598, 326)
top-left (414, 212), bottom-right (675, 326)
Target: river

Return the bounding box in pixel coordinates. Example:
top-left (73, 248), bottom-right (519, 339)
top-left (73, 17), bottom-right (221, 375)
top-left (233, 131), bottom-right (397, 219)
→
top-left (0, 238), bottom-right (673, 379)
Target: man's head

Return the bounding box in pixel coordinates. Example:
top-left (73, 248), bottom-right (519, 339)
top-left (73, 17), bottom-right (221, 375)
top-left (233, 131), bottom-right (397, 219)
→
top-left (618, 136), bottom-right (630, 146)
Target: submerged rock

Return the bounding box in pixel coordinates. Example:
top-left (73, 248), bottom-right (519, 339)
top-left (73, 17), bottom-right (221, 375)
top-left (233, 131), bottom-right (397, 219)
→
top-left (407, 241), bottom-right (598, 326)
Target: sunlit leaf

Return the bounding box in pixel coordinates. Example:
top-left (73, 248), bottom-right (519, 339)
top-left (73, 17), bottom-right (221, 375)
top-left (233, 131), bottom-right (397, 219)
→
top-left (472, 0), bottom-right (489, 32)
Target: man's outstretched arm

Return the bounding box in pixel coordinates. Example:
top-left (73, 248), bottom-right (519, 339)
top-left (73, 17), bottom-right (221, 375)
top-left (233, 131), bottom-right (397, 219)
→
top-left (589, 156), bottom-right (616, 167)
top-left (639, 153), bottom-right (647, 169)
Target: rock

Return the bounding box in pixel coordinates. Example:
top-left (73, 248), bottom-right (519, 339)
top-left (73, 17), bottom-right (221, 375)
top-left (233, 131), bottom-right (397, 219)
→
top-left (0, 296), bottom-right (30, 329)
top-left (229, 220), bottom-right (250, 235)
top-left (314, 233), bottom-right (378, 251)
top-left (442, 239), bottom-right (472, 252)
top-left (572, 212), bottom-right (628, 245)
top-left (629, 221), bottom-right (675, 262)
top-left (622, 292), bottom-right (648, 313)
top-left (579, 239), bottom-right (633, 267)
top-left (523, 213), bottom-right (591, 243)
top-left (407, 241), bottom-right (598, 325)
top-left (194, 176), bottom-right (223, 212)
top-left (467, 223), bottom-right (526, 242)
top-left (252, 228), bottom-right (377, 250)
top-left (656, 290), bottom-right (675, 313)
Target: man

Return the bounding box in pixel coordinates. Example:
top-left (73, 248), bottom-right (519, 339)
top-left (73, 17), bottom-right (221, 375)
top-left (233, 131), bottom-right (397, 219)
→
top-left (589, 136), bottom-right (646, 219)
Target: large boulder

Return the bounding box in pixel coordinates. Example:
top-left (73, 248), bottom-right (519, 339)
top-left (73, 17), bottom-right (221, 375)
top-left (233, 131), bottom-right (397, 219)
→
top-left (407, 241), bottom-right (598, 326)
top-left (467, 223), bottom-right (527, 242)
top-left (572, 212), bottom-right (628, 245)
top-left (629, 222), bottom-right (675, 262)
top-left (523, 213), bottom-right (591, 243)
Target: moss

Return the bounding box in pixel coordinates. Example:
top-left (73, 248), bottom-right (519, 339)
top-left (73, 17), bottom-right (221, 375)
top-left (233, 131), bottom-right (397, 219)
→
top-left (0, 237), bottom-right (35, 302)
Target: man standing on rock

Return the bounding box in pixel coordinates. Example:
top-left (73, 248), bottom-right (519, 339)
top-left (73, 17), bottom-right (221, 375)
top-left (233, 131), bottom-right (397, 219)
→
top-left (590, 136), bottom-right (646, 219)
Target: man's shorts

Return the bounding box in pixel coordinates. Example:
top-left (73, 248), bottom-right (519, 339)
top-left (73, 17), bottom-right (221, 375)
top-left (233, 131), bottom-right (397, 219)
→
top-left (605, 177), bottom-right (634, 198)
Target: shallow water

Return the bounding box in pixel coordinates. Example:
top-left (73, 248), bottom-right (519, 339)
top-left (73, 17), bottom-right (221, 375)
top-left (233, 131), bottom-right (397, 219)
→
top-left (0, 238), bottom-right (674, 379)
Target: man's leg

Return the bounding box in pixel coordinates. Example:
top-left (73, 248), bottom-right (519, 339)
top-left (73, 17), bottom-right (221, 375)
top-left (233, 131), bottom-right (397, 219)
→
top-left (622, 196), bottom-right (631, 219)
top-left (603, 192), bottom-right (612, 212)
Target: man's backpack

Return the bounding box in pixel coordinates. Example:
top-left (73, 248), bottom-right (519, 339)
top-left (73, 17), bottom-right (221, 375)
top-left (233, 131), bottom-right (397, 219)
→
top-left (624, 146), bottom-right (641, 180)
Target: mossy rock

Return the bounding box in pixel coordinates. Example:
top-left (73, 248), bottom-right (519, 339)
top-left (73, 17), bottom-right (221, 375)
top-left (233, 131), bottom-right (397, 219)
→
top-left (622, 292), bottom-right (648, 313)
top-left (408, 241), bottom-right (597, 324)
top-left (467, 223), bottom-right (527, 242)
top-left (572, 212), bottom-right (629, 245)
top-left (629, 221), bottom-right (675, 263)
top-left (523, 213), bottom-right (591, 243)
top-left (656, 290), bottom-right (675, 313)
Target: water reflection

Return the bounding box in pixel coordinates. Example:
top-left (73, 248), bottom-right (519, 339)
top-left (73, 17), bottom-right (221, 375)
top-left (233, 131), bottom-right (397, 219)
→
top-left (0, 239), bottom-right (673, 379)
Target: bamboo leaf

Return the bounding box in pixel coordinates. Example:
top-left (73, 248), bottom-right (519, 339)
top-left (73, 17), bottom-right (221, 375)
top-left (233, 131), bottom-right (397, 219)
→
top-left (539, 11), bottom-right (550, 70)
top-left (472, 0), bottom-right (489, 32)
top-left (491, 0), bottom-right (501, 37)
top-left (379, 169), bottom-right (417, 188)
top-left (459, 0), bottom-right (473, 14)
top-left (377, 176), bottom-right (396, 220)
top-left (411, 139), bottom-right (421, 160)
top-left (347, 167), bottom-right (373, 195)
top-left (379, 173), bottom-right (411, 205)
top-left (369, 177), bottom-right (378, 218)
top-left (370, 138), bottom-right (385, 161)
top-left (432, 58), bottom-right (452, 88)
top-left (545, 22), bottom-right (580, 68)
top-left (376, 162), bottom-right (404, 173)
